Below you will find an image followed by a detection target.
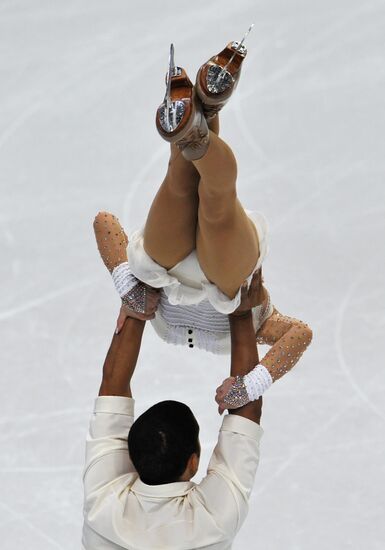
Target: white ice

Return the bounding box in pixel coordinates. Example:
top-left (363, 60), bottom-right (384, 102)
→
top-left (1, 0), bottom-right (385, 548)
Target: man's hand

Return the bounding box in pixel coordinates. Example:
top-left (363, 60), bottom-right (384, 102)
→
top-left (116, 285), bottom-right (160, 333)
top-left (231, 270), bottom-right (266, 317)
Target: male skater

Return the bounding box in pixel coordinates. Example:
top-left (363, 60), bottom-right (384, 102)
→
top-left (82, 275), bottom-right (264, 549)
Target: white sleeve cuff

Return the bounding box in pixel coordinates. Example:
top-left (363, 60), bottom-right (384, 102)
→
top-left (111, 262), bottom-right (138, 298)
top-left (94, 396), bottom-right (135, 415)
top-left (244, 364), bottom-right (273, 401)
top-left (221, 413), bottom-right (264, 441)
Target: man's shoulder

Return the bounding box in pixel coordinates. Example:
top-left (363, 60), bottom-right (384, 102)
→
top-left (85, 472), bottom-right (139, 506)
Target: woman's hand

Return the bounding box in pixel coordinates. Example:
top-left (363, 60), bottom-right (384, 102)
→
top-left (215, 376), bottom-right (237, 415)
top-left (115, 285), bottom-right (160, 333)
top-left (231, 269), bottom-right (266, 316)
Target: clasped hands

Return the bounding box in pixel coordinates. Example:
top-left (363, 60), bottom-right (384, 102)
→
top-left (115, 269), bottom-right (266, 413)
top-left (116, 285), bottom-right (161, 333)
top-left (215, 269), bottom-right (266, 413)
top-left (228, 268), bottom-right (266, 317)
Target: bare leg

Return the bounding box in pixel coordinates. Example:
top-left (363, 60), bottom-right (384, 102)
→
top-left (143, 116), bottom-right (220, 269)
top-left (193, 131), bottom-right (260, 299)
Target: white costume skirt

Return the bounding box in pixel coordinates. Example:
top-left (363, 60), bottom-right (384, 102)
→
top-left (127, 211), bottom-right (273, 355)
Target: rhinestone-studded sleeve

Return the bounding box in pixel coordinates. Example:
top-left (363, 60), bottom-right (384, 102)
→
top-left (93, 211), bottom-right (129, 272)
top-left (93, 211), bottom-right (148, 314)
top-left (256, 308), bottom-right (313, 381)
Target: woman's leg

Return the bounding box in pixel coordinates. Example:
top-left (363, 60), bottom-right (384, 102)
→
top-left (193, 131), bottom-right (260, 298)
top-left (143, 145), bottom-right (199, 269)
top-left (143, 117), bottom-right (220, 269)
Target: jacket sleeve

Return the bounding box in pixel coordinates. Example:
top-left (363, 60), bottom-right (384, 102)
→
top-left (83, 396), bottom-right (136, 499)
top-left (196, 414), bottom-right (263, 537)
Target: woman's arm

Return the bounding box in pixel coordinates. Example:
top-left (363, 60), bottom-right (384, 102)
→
top-left (256, 308), bottom-right (312, 381)
top-left (217, 291), bottom-right (312, 409)
top-left (93, 211), bottom-right (160, 330)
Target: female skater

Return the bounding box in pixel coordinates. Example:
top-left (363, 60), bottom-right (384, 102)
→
top-left (93, 36), bottom-right (312, 410)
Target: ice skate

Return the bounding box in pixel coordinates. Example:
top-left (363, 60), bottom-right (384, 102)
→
top-left (195, 24), bottom-right (254, 120)
top-left (156, 44), bottom-right (209, 161)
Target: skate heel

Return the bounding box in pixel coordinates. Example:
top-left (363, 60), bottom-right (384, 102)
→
top-left (195, 24), bottom-right (254, 120)
top-left (156, 44), bottom-right (209, 160)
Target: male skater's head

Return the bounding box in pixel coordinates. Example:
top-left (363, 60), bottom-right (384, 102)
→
top-left (128, 400), bottom-right (201, 485)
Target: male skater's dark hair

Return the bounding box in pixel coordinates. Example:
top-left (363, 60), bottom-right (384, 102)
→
top-left (128, 400), bottom-right (200, 485)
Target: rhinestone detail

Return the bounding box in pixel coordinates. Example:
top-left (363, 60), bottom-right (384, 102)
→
top-left (223, 375), bottom-right (250, 408)
top-left (206, 64), bottom-right (233, 94)
top-left (256, 309), bottom-right (313, 378)
top-left (170, 66), bottom-right (182, 77)
top-left (231, 41), bottom-right (247, 55)
top-left (158, 100), bottom-right (185, 132)
top-left (121, 282), bottom-right (147, 314)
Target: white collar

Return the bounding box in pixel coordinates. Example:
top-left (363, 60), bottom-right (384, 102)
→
top-left (131, 477), bottom-right (195, 498)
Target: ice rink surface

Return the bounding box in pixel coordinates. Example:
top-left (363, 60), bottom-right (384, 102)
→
top-left (1, 0), bottom-right (385, 548)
